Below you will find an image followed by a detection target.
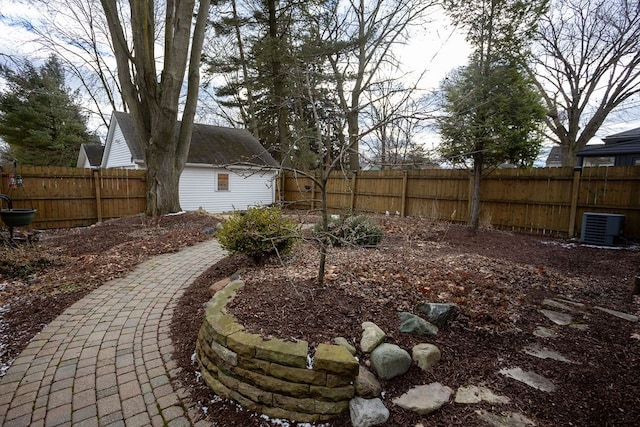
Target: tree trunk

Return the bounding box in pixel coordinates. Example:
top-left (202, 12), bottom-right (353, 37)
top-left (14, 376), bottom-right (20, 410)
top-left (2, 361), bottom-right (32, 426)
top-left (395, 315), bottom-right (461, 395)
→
top-left (347, 110), bottom-right (360, 171)
top-left (469, 151), bottom-right (483, 231)
top-left (100, 0), bottom-right (209, 217)
top-left (231, 0), bottom-right (259, 138)
top-left (145, 111), bottom-right (183, 216)
top-left (267, 0), bottom-right (290, 165)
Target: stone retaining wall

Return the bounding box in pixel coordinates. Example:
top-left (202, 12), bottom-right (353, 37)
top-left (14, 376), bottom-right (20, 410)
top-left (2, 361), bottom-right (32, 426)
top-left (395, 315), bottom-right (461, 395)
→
top-left (196, 280), bottom-right (359, 423)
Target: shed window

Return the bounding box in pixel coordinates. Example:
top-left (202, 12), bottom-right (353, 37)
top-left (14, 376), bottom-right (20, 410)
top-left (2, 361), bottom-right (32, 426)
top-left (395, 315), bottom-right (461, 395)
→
top-left (217, 173), bottom-right (229, 191)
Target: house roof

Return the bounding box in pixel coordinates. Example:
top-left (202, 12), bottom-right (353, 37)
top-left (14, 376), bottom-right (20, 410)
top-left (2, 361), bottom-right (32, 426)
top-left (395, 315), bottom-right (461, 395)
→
top-left (545, 146), bottom-right (563, 166)
top-left (77, 143), bottom-right (104, 168)
top-left (602, 126), bottom-right (640, 144)
top-left (112, 111), bottom-right (278, 168)
top-left (578, 125), bottom-right (640, 157)
top-left (577, 139), bottom-right (640, 157)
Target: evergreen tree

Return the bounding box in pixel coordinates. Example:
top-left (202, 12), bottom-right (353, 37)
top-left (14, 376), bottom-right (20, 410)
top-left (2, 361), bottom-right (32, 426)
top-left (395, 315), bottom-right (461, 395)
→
top-left (0, 55), bottom-right (92, 166)
top-left (438, 61), bottom-right (546, 169)
top-left (442, 0), bottom-right (549, 230)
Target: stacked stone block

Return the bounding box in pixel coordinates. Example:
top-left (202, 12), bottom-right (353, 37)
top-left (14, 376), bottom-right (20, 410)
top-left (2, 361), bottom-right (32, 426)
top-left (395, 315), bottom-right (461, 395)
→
top-left (196, 280), bottom-right (359, 423)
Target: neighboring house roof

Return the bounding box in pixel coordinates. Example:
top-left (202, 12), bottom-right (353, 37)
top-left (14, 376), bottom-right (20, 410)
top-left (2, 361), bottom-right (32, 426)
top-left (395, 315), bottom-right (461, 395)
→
top-left (76, 143), bottom-right (104, 168)
top-left (577, 140), bottom-right (640, 156)
top-left (578, 126), bottom-right (640, 157)
top-left (111, 111), bottom-right (278, 168)
top-left (545, 146), bottom-right (563, 167)
top-left (601, 126), bottom-right (640, 144)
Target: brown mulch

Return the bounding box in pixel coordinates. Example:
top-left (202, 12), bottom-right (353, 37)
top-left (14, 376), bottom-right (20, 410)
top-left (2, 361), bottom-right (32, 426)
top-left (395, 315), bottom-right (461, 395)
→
top-left (2, 212), bottom-right (639, 426)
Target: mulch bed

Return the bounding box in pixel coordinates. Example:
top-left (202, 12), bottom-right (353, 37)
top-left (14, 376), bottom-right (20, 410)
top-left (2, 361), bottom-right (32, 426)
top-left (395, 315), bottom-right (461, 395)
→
top-left (1, 212), bottom-right (638, 426)
top-left (171, 215), bottom-right (640, 426)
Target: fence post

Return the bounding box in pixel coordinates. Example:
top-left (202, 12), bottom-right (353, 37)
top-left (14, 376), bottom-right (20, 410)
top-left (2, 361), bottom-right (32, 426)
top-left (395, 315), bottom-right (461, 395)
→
top-left (93, 168), bottom-right (103, 223)
top-left (568, 166), bottom-right (582, 237)
top-left (401, 170), bottom-right (408, 217)
top-left (350, 171), bottom-right (357, 214)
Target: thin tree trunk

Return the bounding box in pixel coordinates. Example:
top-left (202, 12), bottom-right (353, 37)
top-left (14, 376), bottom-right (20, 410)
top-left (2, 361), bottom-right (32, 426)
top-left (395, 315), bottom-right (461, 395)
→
top-left (231, 0), bottom-right (259, 138)
top-left (469, 151), bottom-right (483, 231)
top-left (268, 0), bottom-right (290, 165)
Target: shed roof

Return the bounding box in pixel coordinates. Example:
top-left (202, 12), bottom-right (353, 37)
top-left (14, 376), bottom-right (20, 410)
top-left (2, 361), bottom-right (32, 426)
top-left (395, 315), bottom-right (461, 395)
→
top-left (112, 111), bottom-right (278, 168)
top-left (80, 143), bottom-right (104, 167)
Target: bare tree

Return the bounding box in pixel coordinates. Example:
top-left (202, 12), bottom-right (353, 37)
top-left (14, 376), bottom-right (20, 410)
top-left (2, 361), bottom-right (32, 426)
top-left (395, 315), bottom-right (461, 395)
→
top-left (100, 0), bottom-right (211, 215)
top-left (29, 0), bottom-right (125, 130)
top-left (360, 78), bottom-right (436, 168)
top-left (318, 0), bottom-right (437, 171)
top-left (528, 0), bottom-right (640, 166)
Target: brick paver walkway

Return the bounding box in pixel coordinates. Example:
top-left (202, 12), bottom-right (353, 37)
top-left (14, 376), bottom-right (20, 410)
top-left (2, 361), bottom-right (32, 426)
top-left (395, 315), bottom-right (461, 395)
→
top-left (0, 239), bottom-right (226, 427)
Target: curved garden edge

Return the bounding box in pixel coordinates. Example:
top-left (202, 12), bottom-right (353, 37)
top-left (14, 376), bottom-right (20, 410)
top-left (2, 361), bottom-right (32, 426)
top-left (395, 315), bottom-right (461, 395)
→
top-left (196, 279), bottom-right (359, 423)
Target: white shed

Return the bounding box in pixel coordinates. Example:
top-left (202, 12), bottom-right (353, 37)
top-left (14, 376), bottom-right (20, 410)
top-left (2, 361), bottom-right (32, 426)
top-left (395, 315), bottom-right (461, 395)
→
top-left (99, 111), bottom-right (279, 213)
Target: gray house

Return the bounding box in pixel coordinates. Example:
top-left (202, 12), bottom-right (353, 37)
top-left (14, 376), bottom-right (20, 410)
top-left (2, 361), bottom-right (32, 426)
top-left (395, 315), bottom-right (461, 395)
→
top-left (546, 126), bottom-right (640, 167)
top-left (577, 126), bottom-right (640, 167)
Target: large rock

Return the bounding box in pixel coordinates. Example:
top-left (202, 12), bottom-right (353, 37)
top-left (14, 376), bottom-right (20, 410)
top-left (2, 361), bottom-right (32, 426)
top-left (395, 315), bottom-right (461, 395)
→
top-left (414, 303), bottom-right (458, 328)
top-left (392, 383), bottom-right (453, 415)
top-left (412, 343), bottom-right (441, 371)
top-left (349, 397), bottom-right (389, 427)
top-left (334, 337), bottom-right (357, 355)
top-left (370, 343), bottom-right (412, 380)
top-left (355, 366), bottom-right (382, 398)
top-left (398, 312), bottom-right (438, 337)
top-left (361, 322), bottom-right (386, 353)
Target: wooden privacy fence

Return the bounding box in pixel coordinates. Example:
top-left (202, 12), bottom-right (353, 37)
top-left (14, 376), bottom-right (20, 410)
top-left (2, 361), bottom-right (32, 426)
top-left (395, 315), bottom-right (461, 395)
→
top-left (280, 166), bottom-right (640, 240)
top-left (0, 165), bottom-right (147, 230)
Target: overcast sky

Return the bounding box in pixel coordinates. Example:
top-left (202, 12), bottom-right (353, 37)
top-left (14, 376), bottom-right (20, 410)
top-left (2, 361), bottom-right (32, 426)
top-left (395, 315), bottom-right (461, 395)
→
top-left (0, 0), bottom-right (637, 148)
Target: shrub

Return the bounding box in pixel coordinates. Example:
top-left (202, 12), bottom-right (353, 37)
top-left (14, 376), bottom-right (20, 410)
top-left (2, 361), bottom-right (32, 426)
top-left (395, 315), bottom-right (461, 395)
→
top-left (314, 214), bottom-right (383, 247)
top-left (216, 207), bottom-right (299, 261)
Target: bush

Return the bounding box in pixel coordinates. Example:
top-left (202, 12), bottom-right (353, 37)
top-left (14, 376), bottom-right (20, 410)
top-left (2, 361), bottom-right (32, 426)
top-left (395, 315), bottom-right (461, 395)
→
top-left (216, 207), bottom-right (299, 261)
top-left (314, 214), bottom-right (383, 247)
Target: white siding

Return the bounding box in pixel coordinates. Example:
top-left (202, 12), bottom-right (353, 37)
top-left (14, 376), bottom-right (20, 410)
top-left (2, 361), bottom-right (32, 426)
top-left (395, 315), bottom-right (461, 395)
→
top-left (104, 124), bottom-right (137, 168)
top-left (179, 166), bottom-right (276, 213)
top-left (77, 151), bottom-right (91, 168)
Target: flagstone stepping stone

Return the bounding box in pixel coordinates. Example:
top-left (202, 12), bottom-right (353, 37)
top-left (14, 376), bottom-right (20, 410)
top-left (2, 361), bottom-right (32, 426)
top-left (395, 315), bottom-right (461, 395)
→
top-left (539, 309), bottom-right (573, 326)
top-left (522, 345), bottom-right (573, 363)
top-left (569, 323), bottom-right (589, 330)
top-left (594, 306), bottom-right (638, 322)
top-left (542, 299), bottom-right (574, 311)
top-left (475, 409), bottom-right (536, 427)
top-left (498, 367), bottom-right (556, 392)
top-left (533, 326), bottom-right (558, 338)
top-left (455, 385), bottom-right (511, 404)
top-left (555, 297), bottom-right (585, 308)
top-left (392, 382), bottom-right (453, 415)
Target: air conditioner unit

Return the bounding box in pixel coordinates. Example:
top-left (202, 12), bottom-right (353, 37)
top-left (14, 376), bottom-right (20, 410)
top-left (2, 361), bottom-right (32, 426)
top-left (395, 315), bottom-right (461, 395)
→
top-left (580, 213), bottom-right (624, 246)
